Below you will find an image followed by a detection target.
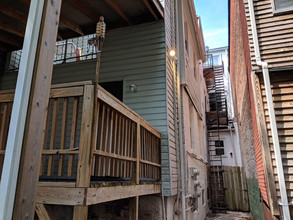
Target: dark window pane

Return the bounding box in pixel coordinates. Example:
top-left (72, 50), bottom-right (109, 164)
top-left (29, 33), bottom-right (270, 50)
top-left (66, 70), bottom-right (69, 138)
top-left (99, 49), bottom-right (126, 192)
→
top-left (275, 0), bottom-right (293, 10)
top-left (216, 148), bottom-right (224, 155)
top-left (99, 81), bottom-right (123, 102)
top-left (215, 140), bottom-right (224, 148)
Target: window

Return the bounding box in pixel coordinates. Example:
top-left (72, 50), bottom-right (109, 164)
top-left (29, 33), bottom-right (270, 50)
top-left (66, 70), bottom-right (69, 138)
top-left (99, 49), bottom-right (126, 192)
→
top-left (215, 140), bottom-right (224, 147)
top-left (194, 53), bottom-right (198, 81)
top-left (99, 81), bottom-right (123, 101)
top-left (272, 0), bottom-right (293, 13)
top-left (213, 56), bottom-right (219, 65)
top-left (184, 22), bottom-right (189, 54)
top-left (202, 189), bottom-right (205, 205)
top-left (215, 140), bottom-right (224, 155)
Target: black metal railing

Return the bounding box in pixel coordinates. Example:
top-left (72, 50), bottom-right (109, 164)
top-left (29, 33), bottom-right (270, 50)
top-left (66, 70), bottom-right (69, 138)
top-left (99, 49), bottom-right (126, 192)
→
top-left (7, 34), bottom-right (98, 72)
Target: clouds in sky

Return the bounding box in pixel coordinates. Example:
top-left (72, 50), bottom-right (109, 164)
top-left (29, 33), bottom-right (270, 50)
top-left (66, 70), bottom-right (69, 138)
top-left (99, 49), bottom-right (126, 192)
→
top-left (194, 0), bottom-right (228, 49)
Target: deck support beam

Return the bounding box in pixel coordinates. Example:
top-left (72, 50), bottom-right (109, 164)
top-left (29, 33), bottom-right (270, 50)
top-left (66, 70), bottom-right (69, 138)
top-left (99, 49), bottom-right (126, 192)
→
top-left (129, 196), bottom-right (139, 220)
top-left (35, 204), bottom-right (56, 220)
top-left (11, 0), bottom-right (62, 219)
top-left (73, 206), bottom-right (88, 220)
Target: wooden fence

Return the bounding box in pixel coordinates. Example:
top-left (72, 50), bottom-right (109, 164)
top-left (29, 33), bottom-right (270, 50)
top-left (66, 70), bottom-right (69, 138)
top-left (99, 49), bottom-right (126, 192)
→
top-left (223, 166), bottom-right (249, 211)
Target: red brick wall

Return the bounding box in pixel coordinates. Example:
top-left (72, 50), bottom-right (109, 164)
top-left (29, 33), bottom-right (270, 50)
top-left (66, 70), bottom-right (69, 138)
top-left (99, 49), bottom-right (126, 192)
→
top-left (229, 0), bottom-right (269, 206)
top-left (238, 0), bottom-right (269, 205)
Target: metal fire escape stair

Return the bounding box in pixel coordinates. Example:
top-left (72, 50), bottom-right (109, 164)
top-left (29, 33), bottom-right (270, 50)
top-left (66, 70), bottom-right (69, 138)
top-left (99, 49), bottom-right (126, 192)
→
top-left (206, 65), bottom-right (227, 210)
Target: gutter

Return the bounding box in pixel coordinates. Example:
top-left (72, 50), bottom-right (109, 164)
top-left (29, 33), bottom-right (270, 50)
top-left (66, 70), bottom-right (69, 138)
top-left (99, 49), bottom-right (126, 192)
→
top-left (247, 0), bottom-right (290, 219)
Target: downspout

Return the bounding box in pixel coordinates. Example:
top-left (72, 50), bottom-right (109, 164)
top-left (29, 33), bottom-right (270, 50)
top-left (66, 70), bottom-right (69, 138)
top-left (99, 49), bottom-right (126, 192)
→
top-left (247, 0), bottom-right (290, 219)
top-left (229, 127), bottom-right (238, 166)
top-left (175, 0), bottom-right (186, 219)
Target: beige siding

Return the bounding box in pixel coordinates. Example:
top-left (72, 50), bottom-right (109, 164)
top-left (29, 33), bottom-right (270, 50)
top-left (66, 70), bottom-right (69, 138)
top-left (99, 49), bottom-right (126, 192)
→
top-left (258, 72), bottom-right (293, 207)
top-left (164, 0), bottom-right (179, 196)
top-left (243, 0), bottom-right (293, 71)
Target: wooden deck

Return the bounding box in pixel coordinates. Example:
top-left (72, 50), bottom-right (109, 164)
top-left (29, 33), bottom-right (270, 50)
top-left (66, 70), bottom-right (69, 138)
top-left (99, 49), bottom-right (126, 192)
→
top-left (0, 81), bottom-right (161, 214)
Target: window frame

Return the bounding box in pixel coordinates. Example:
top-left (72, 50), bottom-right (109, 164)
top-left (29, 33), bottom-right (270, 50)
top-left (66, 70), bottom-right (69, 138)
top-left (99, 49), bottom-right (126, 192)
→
top-left (215, 140), bottom-right (224, 155)
top-left (271, 0), bottom-right (293, 14)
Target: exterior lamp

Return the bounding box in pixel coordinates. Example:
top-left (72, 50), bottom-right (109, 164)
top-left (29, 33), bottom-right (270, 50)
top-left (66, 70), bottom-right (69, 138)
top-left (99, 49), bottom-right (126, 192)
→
top-left (169, 49), bottom-right (176, 57)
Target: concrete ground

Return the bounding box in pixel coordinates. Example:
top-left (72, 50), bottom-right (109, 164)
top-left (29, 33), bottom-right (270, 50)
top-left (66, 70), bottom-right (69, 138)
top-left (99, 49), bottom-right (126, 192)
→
top-left (205, 211), bottom-right (253, 220)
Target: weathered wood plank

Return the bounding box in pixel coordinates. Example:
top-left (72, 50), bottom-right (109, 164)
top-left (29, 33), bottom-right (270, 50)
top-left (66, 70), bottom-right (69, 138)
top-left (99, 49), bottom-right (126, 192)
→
top-left (86, 184), bottom-right (160, 205)
top-left (50, 86), bottom-right (83, 98)
top-left (50, 81), bottom-right (92, 89)
top-left (0, 94), bottom-right (14, 103)
top-left (76, 85), bottom-right (94, 187)
top-left (129, 196), bottom-right (139, 220)
top-left (93, 150), bottom-right (136, 162)
top-left (73, 206), bottom-right (88, 220)
top-left (67, 97), bottom-right (79, 177)
top-left (35, 204), bottom-right (52, 220)
top-left (136, 119), bottom-right (141, 184)
top-left (58, 98), bottom-right (68, 176)
top-left (36, 187), bottom-right (86, 206)
top-left (12, 1), bottom-right (62, 219)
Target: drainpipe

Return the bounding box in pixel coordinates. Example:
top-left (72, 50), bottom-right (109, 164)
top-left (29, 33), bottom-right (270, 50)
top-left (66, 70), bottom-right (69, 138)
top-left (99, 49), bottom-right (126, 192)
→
top-left (247, 0), bottom-right (290, 219)
top-left (175, 0), bottom-right (186, 219)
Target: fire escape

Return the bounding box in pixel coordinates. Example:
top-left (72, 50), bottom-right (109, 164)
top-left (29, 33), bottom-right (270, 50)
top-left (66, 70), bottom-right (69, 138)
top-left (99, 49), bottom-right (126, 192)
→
top-left (204, 54), bottom-right (228, 210)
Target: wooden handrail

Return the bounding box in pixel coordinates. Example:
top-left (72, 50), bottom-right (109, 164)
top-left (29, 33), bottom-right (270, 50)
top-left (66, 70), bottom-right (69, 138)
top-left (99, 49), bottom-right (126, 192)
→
top-left (0, 82), bottom-right (161, 184)
top-left (97, 85), bottom-right (161, 138)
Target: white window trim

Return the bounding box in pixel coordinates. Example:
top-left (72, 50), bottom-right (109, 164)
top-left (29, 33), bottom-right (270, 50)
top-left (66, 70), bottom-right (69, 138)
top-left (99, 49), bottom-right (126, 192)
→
top-left (271, 0), bottom-right (293, 14)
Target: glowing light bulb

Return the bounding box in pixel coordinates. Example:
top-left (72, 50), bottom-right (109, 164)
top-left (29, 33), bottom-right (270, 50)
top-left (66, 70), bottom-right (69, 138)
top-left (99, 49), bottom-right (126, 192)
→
top-left (169, 50), bottom-right (176, 57)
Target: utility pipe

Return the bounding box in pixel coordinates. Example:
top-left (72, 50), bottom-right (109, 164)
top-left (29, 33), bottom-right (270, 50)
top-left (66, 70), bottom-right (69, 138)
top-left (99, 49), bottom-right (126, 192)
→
top-left (229, 127), bottom-right (238, 166)
top-left (175, 0), bottom-right (186, 219)
top-left (247, 0), bottom-right (290, 219)
top-left (161, 185), bottom-right (167, 220)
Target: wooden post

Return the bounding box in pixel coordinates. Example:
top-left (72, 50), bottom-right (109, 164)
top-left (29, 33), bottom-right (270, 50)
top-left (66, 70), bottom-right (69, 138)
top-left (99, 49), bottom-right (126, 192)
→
top-left (136, 119), bottom-right (141, 185)
top-left (73, 85), bottom-right (94, 220)
top-left (129, 196), bottom-right (139, 220)
top-left (73, 206), bottom-right (88, 220)
top-left (76, 85), bottom-right (94, 187)
top-left (12, 0), bottom-right (62, 219)
top-left (92, 17), bottom-right (105, 178)
top-left (0, 1), bottom-right (45, 219)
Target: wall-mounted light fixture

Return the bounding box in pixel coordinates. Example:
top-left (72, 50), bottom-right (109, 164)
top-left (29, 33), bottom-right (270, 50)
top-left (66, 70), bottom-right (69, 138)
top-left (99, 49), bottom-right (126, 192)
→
top-left (169, 49), bottom-right (176, 57)
top-left (130, 84), bottom-right (137, 92)
top-left (168, 49), bottom-right (177, 61)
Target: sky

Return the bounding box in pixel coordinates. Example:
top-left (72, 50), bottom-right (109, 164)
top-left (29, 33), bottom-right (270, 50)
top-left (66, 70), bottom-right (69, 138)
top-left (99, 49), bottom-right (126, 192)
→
top-left (193, 0), bottom-right (228, 49)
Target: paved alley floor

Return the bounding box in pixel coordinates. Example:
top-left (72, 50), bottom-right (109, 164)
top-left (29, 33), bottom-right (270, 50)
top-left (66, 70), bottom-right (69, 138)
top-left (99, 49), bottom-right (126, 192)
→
top-left (205, 211), bottom-right (253, 220)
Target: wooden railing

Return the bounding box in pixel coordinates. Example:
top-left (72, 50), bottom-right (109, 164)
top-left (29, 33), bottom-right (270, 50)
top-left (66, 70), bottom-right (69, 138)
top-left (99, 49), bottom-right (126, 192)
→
top-left (40, 82), bottom-right (86, 179)
top-left (92, 86), bottom-right (161, 183)
top-left (0, 90), bottom-right (14, 178)
top-left (0, 82), bottom-right (161, 185)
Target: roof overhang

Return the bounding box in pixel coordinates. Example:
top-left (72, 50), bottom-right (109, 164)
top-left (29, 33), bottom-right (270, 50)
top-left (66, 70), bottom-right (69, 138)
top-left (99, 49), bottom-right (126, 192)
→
top-left (0, 0), bottom-right (164, 51)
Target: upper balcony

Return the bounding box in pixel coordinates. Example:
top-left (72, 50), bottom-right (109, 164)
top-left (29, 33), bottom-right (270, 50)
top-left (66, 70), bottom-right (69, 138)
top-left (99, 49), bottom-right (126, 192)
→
top-left (0, 81), bottom-right (161, 209)
top-left (203, 61), bottom-right (229, 129)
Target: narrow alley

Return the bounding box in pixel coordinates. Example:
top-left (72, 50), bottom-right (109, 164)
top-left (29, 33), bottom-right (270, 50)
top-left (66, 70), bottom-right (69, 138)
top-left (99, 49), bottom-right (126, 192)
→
top-left (0, 0), bottom-right (292, 219)
top-left (206, 211), bottom-right (253, 220)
